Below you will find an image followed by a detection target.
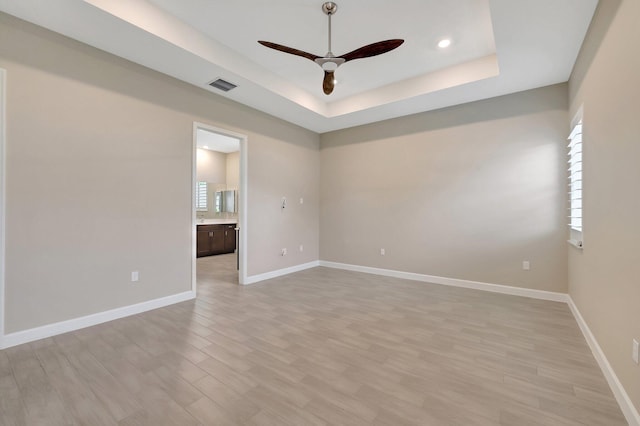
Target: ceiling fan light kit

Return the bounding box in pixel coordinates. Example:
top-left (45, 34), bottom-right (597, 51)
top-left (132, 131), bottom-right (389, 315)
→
top-left (258, 2), bottom-right (404, 95)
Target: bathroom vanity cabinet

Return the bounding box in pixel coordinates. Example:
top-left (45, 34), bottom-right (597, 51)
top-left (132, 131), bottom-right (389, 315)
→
top-left (196, 223), bottom-right (236, 257)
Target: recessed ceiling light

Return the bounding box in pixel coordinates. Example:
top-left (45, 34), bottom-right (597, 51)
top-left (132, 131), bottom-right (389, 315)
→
top-left (438, 39), bottom-right (451, 49)
top-left (202, 145), bottom-right (209, 149)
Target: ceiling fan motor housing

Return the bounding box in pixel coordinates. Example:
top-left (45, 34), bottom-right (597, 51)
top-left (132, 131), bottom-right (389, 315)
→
top-left (315, 57), bottom-right (345, 71)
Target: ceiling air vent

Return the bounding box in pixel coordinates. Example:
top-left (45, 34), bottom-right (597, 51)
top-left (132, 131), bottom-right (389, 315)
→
top-left (208, 78), bottom-right (237, 92)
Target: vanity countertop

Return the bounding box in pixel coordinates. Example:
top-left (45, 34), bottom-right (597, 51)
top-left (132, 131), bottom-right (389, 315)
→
top-left (197, 219), bottom-right (237, 225)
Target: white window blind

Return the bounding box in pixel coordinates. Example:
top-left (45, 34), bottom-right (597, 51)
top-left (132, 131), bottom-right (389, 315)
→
top-left (196, 181), bottom-right (208, 211)
top-left (568, 120), bottom-right (582, 232)
top-left (215, 191), bottom-right (221, 213)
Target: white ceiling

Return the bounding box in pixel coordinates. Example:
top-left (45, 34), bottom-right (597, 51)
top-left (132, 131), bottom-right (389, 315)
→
top-left (0, 0), bottom-right (598, 133)
top-left (196, 129), bottom-right (240, 153)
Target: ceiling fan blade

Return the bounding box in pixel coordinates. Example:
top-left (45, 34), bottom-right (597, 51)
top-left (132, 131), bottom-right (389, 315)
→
top-left (341, 39), bottom-right (404, 62)
top-left (323, 71), bottom-right (335, 95)
top-left (258, 41), bottom-right (320, 62)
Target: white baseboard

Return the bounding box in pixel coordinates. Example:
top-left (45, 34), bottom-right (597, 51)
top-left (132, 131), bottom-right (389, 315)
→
top-left (567, 297), bottom-right (640, 426)
top-left (1, 290), bottom-right (196, 350)
top-left (319, 260), bottom-right (568, 302)
top-left (2, 260), bottom-right (635, 424)
top-left (244, 261), bottom-right (320, 285)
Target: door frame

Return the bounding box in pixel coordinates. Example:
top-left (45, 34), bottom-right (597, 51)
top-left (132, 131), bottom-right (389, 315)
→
top-left (192, 122), bottom-right (248, 289)
top-left (0, 68), bottom-right (6, 346)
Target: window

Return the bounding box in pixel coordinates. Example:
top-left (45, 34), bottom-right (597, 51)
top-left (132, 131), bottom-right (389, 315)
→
top-left (215, 191), bottom-right (222, 213)
top-left (568, 114), bottom-right (583, 247)
top-left (196, 181), bottom-right (208, 211)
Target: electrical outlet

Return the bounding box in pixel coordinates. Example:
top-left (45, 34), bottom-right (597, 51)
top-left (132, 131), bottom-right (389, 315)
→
top-left (131, 271), bottom-right (139, 282)
top-left (281, 248), bottom-right (287, 256)
top-left (300, 197), bottom-right (304, 204)
top-left (299, 244), bottom-right (304, 252)
top-left (633, 339), bottom-right (639, 364)
top-left (380, 248), bottom-right (385, 256)
top-left (522, 261), bottom-right (530, 271)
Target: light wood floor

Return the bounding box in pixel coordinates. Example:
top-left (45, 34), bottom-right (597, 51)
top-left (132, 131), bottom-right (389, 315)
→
top-left (0, 254), bottom-right (627, 425)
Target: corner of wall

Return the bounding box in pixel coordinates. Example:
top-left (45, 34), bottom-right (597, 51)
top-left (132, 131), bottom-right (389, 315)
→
top-left (566, 0), bottom-right (640, 418)
top-left (567, 296), bottom-right (640, 425)
top-left (568, 0), bottom-right (624, 103)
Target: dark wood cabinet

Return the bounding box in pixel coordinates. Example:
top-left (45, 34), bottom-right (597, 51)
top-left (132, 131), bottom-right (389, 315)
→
top-left (197, 225), bottom-right (223, 257)
top-left (197, 224), bottom-right (236, 257)
top-left (223, 224), bottom-right (236, 253)
top-left (196, 228), bottom-right (211, 257)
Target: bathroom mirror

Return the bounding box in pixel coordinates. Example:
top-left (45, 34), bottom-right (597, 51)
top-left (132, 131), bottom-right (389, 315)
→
top-left (215, 190), bottom-right (237, 213)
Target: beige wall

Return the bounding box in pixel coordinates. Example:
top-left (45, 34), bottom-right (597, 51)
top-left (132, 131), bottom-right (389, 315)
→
top-left (226, 151), bottom-right (240, 190)
top-left (247, 133), bottom-right (320, 276)
top-left (0, 13), bottom-right (320, 333)
top-left (568, 0), bottom-right (640, 413)
top-left (196, 148), bottom-right (226, 183)
top-left (320, 85), bottom-right (568, 292)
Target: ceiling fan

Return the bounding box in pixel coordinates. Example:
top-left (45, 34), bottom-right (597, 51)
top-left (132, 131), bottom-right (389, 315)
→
top-left (258, 2), bottom-right (404, 95)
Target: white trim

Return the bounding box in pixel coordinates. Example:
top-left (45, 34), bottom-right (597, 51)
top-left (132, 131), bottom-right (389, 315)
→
top-left (569, 105), bottom-right (584, 246)
top-left (319, 261), bottom-right (568, 303)
top-left (0, 69), bottom-right (6, 349)
top-left (567, 239), bottom-right (583, 249)
top-left (244, 261), bottom-right (320, 285)
top-left (1, 291), bottom-right (195, 350)
top-left (192, 123), bottom-right (248, 286)
top-left (571, 104), bottom-right (584, 128)
top-left (191, 124), bottom-right (198, 293)
top-left (238, 135), bottom-right (248, 285)
top-left (567, 297), bottom-right (640, 426)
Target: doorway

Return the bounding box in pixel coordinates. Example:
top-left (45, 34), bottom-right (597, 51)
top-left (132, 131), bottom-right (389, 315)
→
top-left (192, 123), bottom-right (247, 291)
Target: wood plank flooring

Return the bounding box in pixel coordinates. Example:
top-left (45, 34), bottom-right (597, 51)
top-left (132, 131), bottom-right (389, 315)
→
top-left (0, 254), bottom-right (627, 425)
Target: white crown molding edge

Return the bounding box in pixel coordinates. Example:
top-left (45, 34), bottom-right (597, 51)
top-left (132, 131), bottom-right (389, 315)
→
top-left (567, 297), bottom-right (640, 426)
top-left (318, 260), bottom-right (568, 302)
top-left (1, 290), bottom-right (196, 350)
top-left (243, 261), bottom-right (320, 285)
